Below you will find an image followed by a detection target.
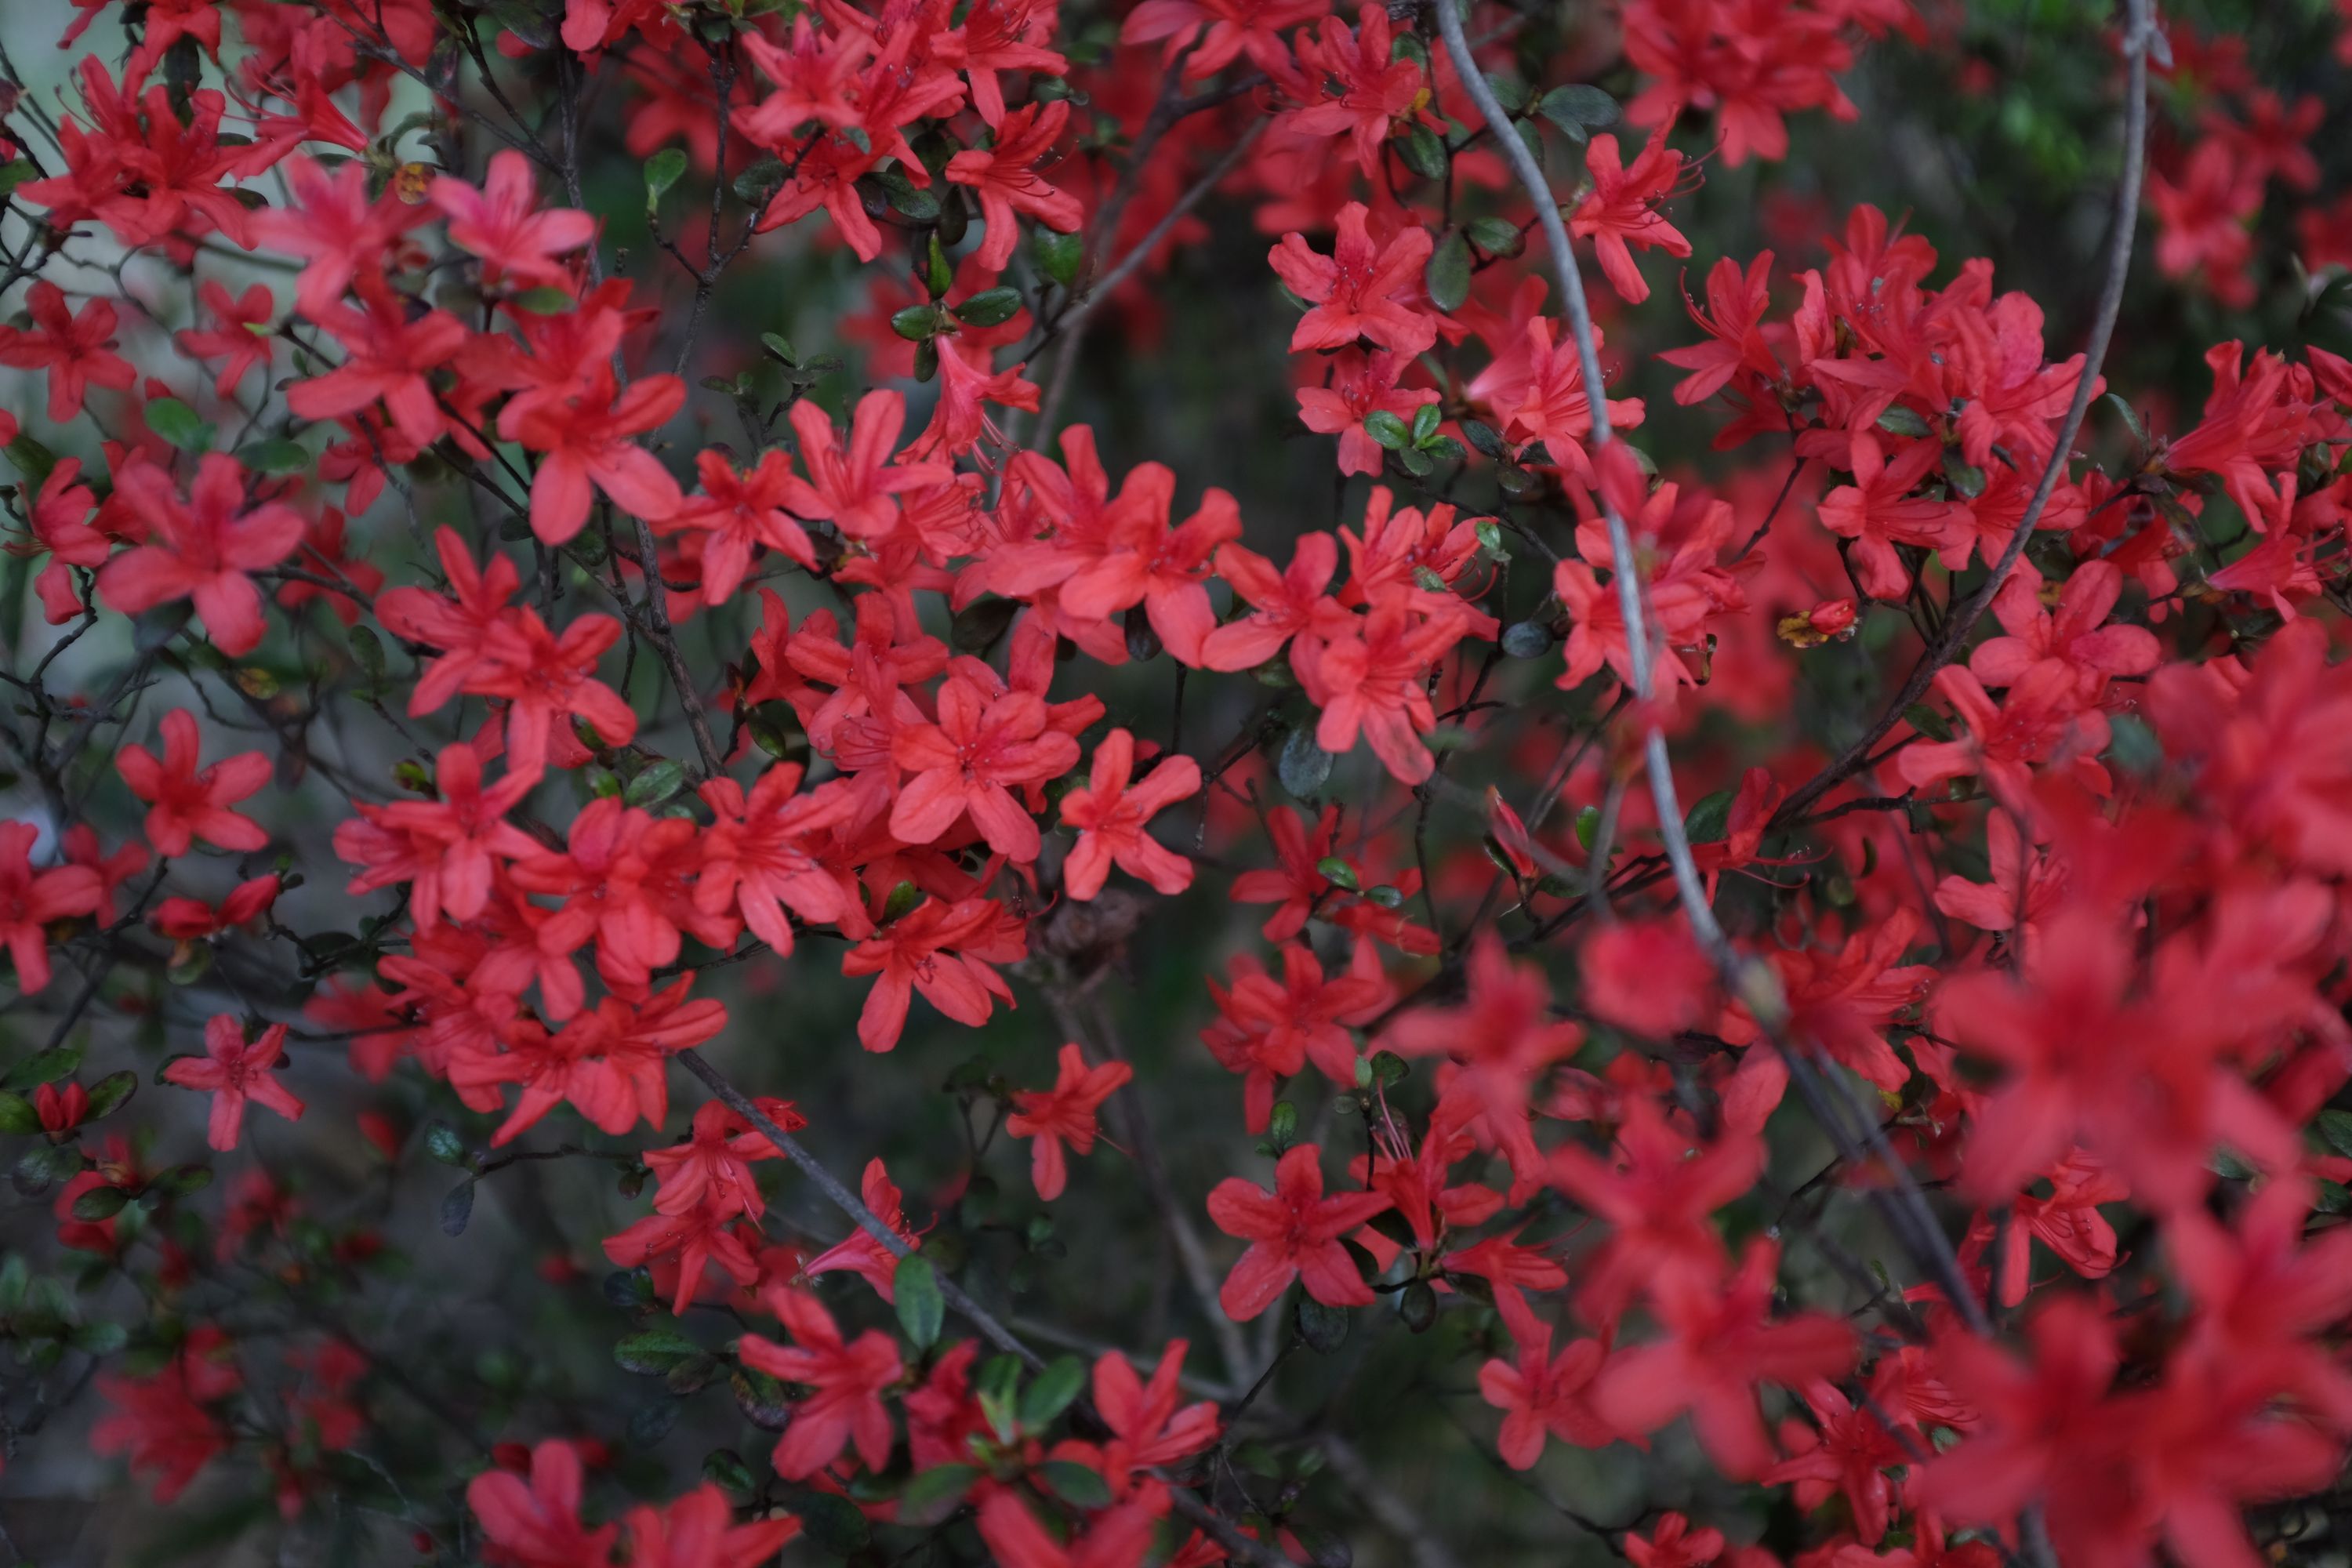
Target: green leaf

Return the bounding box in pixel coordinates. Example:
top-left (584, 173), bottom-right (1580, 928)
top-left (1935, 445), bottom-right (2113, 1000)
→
top-left (978, 1352), bottom-right (1023, 1410)
top-left (2108, 711), bottom-right (2162, 775)
top-left (1902, 702), bottom-right (1955, 742)
top-left (666, 1353), bottom-right (721, 1395)
top-left (1875, 405), bottom-right (1931, 438)
top-left (1536, 84), bottom-right (1620, 137)
top-left (0, 159), bottom-right (38, 201)
top-left (4, 433), bottom-right (58, 489)
top-left (168, 942), bottom-right (212, 986)
top-left (883, 880), bottom-right (926, 923)
top-left (751, 706), bottom-right (808, 764)
top-left (613, 1327), bottom-right (701, 1375)
top-left (238, 437), bottom-right (310, 474)
top-left (84, 1070), bottom-right (136, 1120)
top-left (1363, 409), bottom-right (1413, 451)
top-left (1683, 787), bottom-right (1736, 845)
top-left (145, 398), bottom-right (214, 453)
top-left (629, 1399), bottom-right (681, 1448)
top-left (439, 1178), bottom-right (475, 1236)
top-left (891, 303), bottom-right (946, 342)
top-left (1501, 621), bottom-right (1551, 659)
top-left (871, 165), bottom-right (938, 222)
top-left (151, 1163), bottom-right (212, 1196)
top-left (0, 1091), bottom-right (38, 1134)
top-left (732, 157), bottom-right (787, 209)
top-left (1467, 216), bottom-right (1523, 258)
top-left (622, 759), bottom-right (686, 808)
top-left (348, 624), bottom-right (387, 687)
top-left (920, 233), bottom-right (953, 299)
top-left (1396, 124), bottom-right (1449, 181)
top-left (1278, 729), bottom-right (1333, 799)
top-left (485, 0), bottom-right (556, 49)
top-left (1425, 227), bottom-right (1472, 314)
top-left (945, 1054), bottom-right (995, 1094)
top-left (785, 1490), bottom-right (870, 1556)
top-left (1943, 453), bottom-right (1987, 499)
top-left (1399, 1279), bottom-right (1438, 1333)
top-left (953, 287), bottom-right (1024, 328)
top-left (4, 1044), bottom-right (82, 1091)
top-left (893, 1254), bottom-right (945, 1349)
top-left (1472, 517), bottom-right (1506, 563)
top-left (510, 285), bottom-right (575, 314)
top-left (1573, 804), bottom-right (1602, 852)
top-left (1036, 1459), bottom-right (1113, 1509)
top-left (1315, 855), bottom-right (1359, 891)
top-left (1017, 1356), bottom-right (1087, 1430)
top-left (1296, 1295), bottom-right (1351, 1353)
top-left (1033, 227), bottom-right (1084, 288)
top-left (1412, 402), bottom-right (1444, 448)
top-left (70, 1319), bottom-right (128, 1355)
top-left (72, 1185), bottom-right (129, 1221)
top-left (951, 595), bottom-right (1020, 655)
top-left (898, 1464), bottom-right (979, 1526)
top-left (644, 147), bottom-right (689, 212)
top-left (2315, 1109), bottom-right (2352, 1160)
top-left (2104, 392), bottom-right (2147, 445)
top-left (1482, 72), bottom-right (1530, 114)
top-left (424, 1122), bottom-right (469, 1167)
top-left (14, 1140), bottom-right (79, 1192)
top-left (760, 332), bottom-right (797, 365)
top-left (702, 1448), bottom-right (757, 1492)
top-left (604, 1268), bottom-right (656, 1308)
top-left (731, 1368), bottom-right (793, 1430)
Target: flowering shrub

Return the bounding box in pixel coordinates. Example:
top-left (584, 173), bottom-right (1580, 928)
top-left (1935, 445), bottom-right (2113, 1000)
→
top-left (2, 0), bottom-right (2352, 1563)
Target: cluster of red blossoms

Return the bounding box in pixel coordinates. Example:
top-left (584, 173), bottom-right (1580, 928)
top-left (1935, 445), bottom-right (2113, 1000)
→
top-left (5, 0), bottom-right (2352, 1563)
